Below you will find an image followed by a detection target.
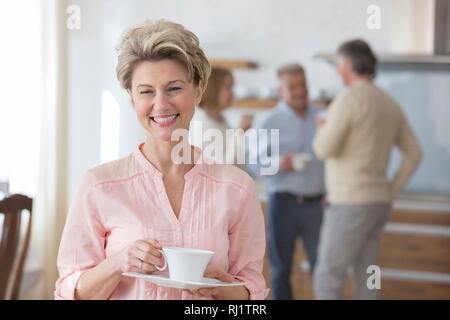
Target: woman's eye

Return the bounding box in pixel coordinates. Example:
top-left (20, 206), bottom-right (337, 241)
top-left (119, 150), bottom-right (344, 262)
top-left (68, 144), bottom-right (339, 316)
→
top-left (140, 90), bottom-right (152, 94)
top-left (168, 87), bottom-right (181, 92)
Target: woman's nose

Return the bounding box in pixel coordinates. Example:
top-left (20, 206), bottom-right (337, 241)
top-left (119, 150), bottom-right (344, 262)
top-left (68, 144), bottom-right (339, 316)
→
top-left (153, 91), bottom-right (170, 111)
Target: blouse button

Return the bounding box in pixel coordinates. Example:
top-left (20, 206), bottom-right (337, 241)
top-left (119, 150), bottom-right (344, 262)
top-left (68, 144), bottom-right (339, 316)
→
top-left (175, 227), bottom-right (181, 233)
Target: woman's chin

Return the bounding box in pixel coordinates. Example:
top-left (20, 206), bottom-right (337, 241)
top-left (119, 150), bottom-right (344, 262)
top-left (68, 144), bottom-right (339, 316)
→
top-left (154, 127), bottom-right (185, 142)
top-left (157, 133), bottom-right (173, 142)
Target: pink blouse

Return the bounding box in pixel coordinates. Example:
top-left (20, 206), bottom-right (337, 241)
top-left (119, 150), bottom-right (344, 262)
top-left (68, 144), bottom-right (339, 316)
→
top-left (55, 143), bottom-right (269, 300)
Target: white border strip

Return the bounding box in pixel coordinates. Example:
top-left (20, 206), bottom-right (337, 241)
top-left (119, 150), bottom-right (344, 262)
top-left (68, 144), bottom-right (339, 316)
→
top-left (393, 200), bottom-right (450, 213)
top-left (299, 260), bottom-right (450, 285)
top-left (384, 222), bottom-right (450, 237)
top-left (381, 268), bottom-right (450, 284)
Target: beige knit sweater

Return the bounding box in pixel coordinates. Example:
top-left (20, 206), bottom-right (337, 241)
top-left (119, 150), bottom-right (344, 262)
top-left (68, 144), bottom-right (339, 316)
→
top-left (313, 81), bottom-right (422, 204)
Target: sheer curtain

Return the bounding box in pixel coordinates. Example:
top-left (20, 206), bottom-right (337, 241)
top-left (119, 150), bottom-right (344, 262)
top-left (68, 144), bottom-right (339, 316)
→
top-left (25, 0), bottom-right (68, 299)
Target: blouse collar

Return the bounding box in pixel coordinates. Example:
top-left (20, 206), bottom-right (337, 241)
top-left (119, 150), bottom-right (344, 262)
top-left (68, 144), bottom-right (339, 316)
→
top-left (134, 142), bottom-right (205, 180)
top-left (279, 100), bottom-right (311, 120)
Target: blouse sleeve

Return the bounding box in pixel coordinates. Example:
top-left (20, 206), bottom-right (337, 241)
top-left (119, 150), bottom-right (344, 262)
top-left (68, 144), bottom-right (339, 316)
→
top-left (227, 177), bottom-right (270, 300)
top-left (54, 170), bottom-right (106, 300)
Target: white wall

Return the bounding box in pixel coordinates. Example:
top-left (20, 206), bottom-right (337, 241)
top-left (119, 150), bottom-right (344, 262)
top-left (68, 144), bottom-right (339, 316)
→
top-left (66, 0), bottom-right (450, 199)
top-left (67, 0), bottom-right (102, 198)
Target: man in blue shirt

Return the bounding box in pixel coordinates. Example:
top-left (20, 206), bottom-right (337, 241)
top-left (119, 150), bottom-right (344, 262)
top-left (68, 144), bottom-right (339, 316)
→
top-left (249, 63), bottom-right (325, 300)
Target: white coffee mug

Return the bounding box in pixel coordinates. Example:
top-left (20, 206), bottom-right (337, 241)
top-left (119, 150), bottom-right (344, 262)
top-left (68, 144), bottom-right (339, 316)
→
top-left (155, 247), bottom-right (214, 283)
top-left (316, 111), bottom-right (328, 122)
top-left (292, 153), bottom-right (312, 171)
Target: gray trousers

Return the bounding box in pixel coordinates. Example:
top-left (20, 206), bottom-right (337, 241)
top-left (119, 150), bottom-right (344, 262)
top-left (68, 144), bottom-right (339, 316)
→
top-left (313, 203), bottom-right (390, 300)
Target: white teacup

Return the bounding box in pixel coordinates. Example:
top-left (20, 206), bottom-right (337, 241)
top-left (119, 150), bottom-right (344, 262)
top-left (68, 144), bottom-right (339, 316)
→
top-left (292, 153), bottom-right (312, 171)
top-left (316, 111), bottom-right (328, 123)
top-left (155, 247), bottom-right (214, 283)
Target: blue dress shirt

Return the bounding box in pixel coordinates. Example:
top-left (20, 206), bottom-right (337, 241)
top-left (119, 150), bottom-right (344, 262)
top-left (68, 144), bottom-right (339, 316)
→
top-left (248, 100), bottom-right (325, 196)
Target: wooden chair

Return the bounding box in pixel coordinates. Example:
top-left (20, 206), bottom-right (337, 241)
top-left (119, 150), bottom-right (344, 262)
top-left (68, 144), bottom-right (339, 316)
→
top-left (0, 194), bottom-right (33, 300)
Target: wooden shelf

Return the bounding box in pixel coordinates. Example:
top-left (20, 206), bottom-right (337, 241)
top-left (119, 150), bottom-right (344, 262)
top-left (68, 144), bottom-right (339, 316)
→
top-left (209, 59), bottom-right (258, 69)
top-left (232, 98), bottom-right (331, 109)
top-left (314, 52), bottom-right (450, 65)
top-left (232, 98), bottom-right (278, 109)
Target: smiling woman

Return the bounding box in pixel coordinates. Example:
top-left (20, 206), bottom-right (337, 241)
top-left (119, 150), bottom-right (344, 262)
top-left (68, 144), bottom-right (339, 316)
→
top-left (55, 19), bottom-right (269, 300)
top-left (129, 60), bottom-right (201, 142)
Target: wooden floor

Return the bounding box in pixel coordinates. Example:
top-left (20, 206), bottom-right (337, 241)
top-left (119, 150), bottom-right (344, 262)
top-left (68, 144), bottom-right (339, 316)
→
top-left (260, 202), bottom-right (450, 300)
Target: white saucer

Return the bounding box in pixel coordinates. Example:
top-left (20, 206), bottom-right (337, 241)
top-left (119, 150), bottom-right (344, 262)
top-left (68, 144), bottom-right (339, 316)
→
top-left (122, 272), bottom-right (246, 290)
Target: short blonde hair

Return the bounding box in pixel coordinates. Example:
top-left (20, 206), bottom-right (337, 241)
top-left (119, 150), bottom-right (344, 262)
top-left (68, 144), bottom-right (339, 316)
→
top-left (199, 67), bottom-right (233, 109)
top-left (116, 19), bottom-right (211, 91)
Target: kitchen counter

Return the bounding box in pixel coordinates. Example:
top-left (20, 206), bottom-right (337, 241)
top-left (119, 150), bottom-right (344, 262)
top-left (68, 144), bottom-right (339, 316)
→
top-left (254, 178), bottom-right (450, 299)
top-left (254, 178), bottom-right (450, 213)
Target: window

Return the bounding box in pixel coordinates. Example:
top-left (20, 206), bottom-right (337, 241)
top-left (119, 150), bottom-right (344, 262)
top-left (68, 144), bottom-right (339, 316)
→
top-left (0, 0), bottom-right (43, 197)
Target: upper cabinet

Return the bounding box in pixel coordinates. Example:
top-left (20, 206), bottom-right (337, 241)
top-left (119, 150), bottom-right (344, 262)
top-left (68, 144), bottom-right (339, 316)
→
top-left (315, 0), bottom-right (450, 69)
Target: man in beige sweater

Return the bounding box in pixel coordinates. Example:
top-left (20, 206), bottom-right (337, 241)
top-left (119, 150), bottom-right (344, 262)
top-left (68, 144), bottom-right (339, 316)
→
top-left (312, 39), bottom-right (422, 299)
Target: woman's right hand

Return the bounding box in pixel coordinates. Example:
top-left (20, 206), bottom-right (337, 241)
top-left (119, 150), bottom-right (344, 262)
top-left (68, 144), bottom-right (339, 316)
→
top-left (109, 239), bottom-right (163, 274)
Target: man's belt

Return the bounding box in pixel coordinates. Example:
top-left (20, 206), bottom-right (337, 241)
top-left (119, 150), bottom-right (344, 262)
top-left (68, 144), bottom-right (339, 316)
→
top-left (276, 192), bottom-right (324, 204)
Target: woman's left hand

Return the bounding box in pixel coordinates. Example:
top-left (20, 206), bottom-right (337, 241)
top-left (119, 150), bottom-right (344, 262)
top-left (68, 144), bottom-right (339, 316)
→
top-left (185, 265), bottom-right (249, 300)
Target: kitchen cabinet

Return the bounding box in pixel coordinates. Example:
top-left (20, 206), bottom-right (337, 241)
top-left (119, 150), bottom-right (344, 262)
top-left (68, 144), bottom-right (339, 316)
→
top-left (260, 200), bottom-right (450, 299)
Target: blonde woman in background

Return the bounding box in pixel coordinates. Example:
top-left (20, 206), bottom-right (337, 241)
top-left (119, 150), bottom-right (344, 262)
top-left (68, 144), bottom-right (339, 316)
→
top-left (55, 19), bottom-right (268, 300)
top-left (190, 67), bottom-right (252, 169)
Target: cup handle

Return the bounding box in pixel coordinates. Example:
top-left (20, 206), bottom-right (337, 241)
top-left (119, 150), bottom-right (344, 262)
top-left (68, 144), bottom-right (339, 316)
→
top-left (154, 249), bottom-right (167, 271)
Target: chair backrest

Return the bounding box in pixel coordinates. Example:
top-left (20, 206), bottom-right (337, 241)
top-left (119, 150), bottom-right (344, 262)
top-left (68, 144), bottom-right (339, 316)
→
top-left (0, 194), bottom-right (33, 300)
